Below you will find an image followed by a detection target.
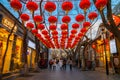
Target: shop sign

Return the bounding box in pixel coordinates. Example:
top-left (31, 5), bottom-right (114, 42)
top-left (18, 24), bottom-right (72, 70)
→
top-left (2, 17), bottom-right (17, 32)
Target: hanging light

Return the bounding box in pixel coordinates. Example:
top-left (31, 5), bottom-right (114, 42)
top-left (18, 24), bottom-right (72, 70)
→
top-left (71, 29), bottom-right (77, 34)
top-left (72, 23), bottom-right (79, 29)
top-left (49, 25), bottom-right (57, 31)
top-left (61, 24), bottom-right (68, 30)
top-left (95, 0), bottom-right (107, 11)
top-left (42, 30), bottom-right (48, 35)
top-left (51, 30), bottom-right (58, 36)
top-left (20, 13), bottom-right (29, 21)
top-left (32, 29), bottom-right (38, 35)
top-left (26, 22), bottom-right (34, 30)
top-left (33, 15), bottom-right (43, 24)
top-left (26, 1), bottom-right (38, 12)
top-left (83, 22), bottom-right (91, 28)
top-left (75, 14), bottom-right (85, 22)
top-left (79, 0), bottom-right (91, 11)
top-left (112, 15), bottom-right (120, 26)
top-left (44, 1), bottom-right (56, 13)
top-left (81, 28), bottom-right (87, 33)
top-left (88, 12), bottom-right (98, 20)
top-left (10, 0), bottom-right (22, 11)
top-left (37, 24), bottom-right (45, 30)
top-left (62, 1), bottom-right (73, 13)
top-left (62, 15), bottom-right (71, 23)
top-left (61, 31), bottom-right (68, 35)
top-left (48, 16), bottom-right (57, 24)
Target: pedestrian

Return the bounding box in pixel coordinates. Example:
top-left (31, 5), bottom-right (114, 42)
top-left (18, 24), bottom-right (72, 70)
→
top-left (63, 59), bottom-right (66, 70)
top-left (52, 58), bottom-right (57, 70)
top-left (49, 59), bottom-right (53, 70)
top-left (59, 58), bottom-right (63, 70)
top-left (68, 58), bottom-right (73, 71)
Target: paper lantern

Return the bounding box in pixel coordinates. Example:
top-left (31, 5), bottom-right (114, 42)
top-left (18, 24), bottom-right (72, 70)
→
top-left (88, 12), bottom-right (98, 20)
top-left (10, 0), bottom-right (22, 11)
top-left (62, 1), bottom-right (73, 13)
top-left (49, 25), bottom-right (57, 31)
top-left (20, 14), bottom-right (29, 21)
top-left (79, 0), bottom-right (91, 11)
top-left (92, 44), bottom-right (96, 49)
top-left (62, 16), bottom-right (71, 23)
top-left (83, 22), bottom-right (91, 28)
top-left (81, 28), bottom-right (87, 33)
top-left (26, 1), bottom-right (38, 12)
top-left (70, 34), bottom-right (75, 38)
top-left (61, 31), bottom-right (68, 35)
top-left (95, 0), bottom-right (107, 10)
top-left (42, 30), bottom-right (48, 35)
top-left (48, 16), bottom-right (57, 23)
top-left (44, 2), bottom-right (56, 13)
top-left (71, 29), bottom-right (77, 34)
top-left (112, 15), bottom-right (120, 26)
top-left (34, 15), bottom-right (43, 23)
top-left (32, 29), bottom-right (38, 34)
top-left (75, 14), bottom-right (85, 22)
top-left (78, 33), bottom-right (84, 37)
top-left (26, 22), bottom-right (34, 29)
top-left (72, 23), bottom-right (79, 29)
top-left (61, 24), bottom-right (68, 30)
top-left (37, 24), bottom-right (45, 30)
top-left (52, 30), bottom-right (58, 35)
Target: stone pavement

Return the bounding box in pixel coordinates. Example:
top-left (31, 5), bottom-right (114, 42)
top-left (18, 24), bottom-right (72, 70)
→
top-left (12, 68), bottom-right (120, 80)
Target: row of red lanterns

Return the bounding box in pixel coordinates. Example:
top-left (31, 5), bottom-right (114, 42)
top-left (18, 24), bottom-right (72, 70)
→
top-left (10, 0), bottom-right (108, 49)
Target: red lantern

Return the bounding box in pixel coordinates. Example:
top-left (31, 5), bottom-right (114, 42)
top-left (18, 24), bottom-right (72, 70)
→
top-left (26, 22), bottom-right (34, 29)
top-left (49, 25), bottom-right (57, 31)
top-left (112, 15), bottom-right (120, 26)
top-left (92, 44), bottom-right (96, 49)
top-left (62, 16), bottom-right (71, 23)
top-left (34, 15), bottom-right (43, 23)
top-left (26, 1), bottom-right (38, 12)
top-left (42, 30), bottom-right (48, 35)
top-left (61, 31), bottom-right (68, 35)
top-left (72, 23), bottom-right (79, 29)
top-left (48, 16), bottom-right (57, 24)
top-left (32, 29), bottom-right (38, 34)
top-left (75, 14), bottom-right (85, 22)
top-left (20, 14), bottom-right (29, 21)
top-left (70, 34), bottom-right (75, 38)
top-left (61, 24), bottom-right (68, 30)
top-left (81, 28), bottom-right (87, 33)
top-left (10, 0), bottom-right (22, 11)
top-left (71, 29), bottom-right (77, 34)
top-left (88, 12), bottom-right (98, 20)
top-left (62, 1), bottom-right (73, 13)
top-left (95, 0), bottom-right (107, 10)
top-left (44, 2), bottom-right (56, 13)
top-left (78, 33), bottom-right (84, 37)
top-left (52, 30), bottom-right (58, 36)
top-left (36, 33), bottom-right (41, 38)
top-left (83, 22), bottom-right (91, 28)
top-left (79, 0), bottom-right (91, 11)
top-left (37, 24), bottom-right (45, 30)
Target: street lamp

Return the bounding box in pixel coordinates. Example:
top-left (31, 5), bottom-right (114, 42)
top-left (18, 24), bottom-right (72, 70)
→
top-left (101, 27), bottom-right (109, 75)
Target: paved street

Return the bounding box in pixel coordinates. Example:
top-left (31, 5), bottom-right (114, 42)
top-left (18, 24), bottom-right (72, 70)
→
top-left (13, 68), bottom-right (120, 80)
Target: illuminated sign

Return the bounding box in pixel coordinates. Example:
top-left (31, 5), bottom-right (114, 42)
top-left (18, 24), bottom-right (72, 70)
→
top-left (2, 17), bottom-right (17, 32)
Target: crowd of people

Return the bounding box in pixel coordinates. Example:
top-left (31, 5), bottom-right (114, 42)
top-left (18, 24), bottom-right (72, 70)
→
top-left (49, 58), bottom-right (73, 71)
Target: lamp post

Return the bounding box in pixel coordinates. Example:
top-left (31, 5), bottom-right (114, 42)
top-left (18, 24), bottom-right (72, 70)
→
top-left (101, 28), bottom-right (109, 75)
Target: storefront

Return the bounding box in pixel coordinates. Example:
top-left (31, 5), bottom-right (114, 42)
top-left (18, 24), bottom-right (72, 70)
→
top-left (27, 40), bottom-right (36, 69)
top-left (0, 16), bottom-right (23, 73)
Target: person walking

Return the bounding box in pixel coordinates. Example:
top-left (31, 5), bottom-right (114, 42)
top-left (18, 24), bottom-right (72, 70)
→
top-left (68, 58), bottom-right (73, 71)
